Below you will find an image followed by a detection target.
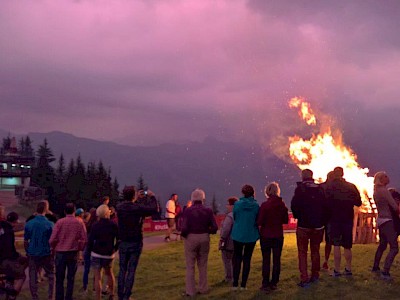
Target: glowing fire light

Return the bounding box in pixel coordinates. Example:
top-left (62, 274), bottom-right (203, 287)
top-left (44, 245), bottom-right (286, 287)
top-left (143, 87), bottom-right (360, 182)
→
top-left (288, 96), bottom-right (376, 213)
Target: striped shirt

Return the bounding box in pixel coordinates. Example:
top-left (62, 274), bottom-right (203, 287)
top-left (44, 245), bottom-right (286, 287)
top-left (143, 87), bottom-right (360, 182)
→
top-left (49, 215), bottom-right (87, 252)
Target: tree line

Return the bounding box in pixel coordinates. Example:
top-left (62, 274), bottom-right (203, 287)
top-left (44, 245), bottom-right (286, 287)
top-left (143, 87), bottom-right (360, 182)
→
top-left (1, 135), bottom-right (119, 215)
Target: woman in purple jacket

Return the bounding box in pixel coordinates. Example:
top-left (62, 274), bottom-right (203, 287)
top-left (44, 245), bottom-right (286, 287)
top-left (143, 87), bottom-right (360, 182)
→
top-left (257, 182), bottom-right (288, 292)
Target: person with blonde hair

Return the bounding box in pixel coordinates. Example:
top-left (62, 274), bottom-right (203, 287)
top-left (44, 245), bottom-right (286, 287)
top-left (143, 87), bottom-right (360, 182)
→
top-left (257, 182), bottom-right (288, 292)
top-left (87, 204), bottom-right (119, 300)
top-left (372, 172), bottom-right (399, 280)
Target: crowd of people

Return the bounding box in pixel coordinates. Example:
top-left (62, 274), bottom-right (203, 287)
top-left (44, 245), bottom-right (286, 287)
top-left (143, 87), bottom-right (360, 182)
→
top-left (0, 166), bottom-right (399, 299)
top-left (0, 186), bottom-right (157, 300)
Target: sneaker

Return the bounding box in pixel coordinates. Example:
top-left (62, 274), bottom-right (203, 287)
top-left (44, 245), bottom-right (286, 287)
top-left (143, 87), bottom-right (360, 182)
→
top-left (371, 267), bottom-right (381, 274)
top-left (259, 285), bottom-right (269, 292)
top-left (164, 236), bottom-right (171, 242)
top-left (381, 271), bottom-right (392, 281)
top-left (269, 284), bottom-right (278, 290)
top-left (331, 269), bottom-right (341, 277)
top-left (297, 281), bottom-right (310, 288)
top-left (309, 277), bottom-right (319, 283)
top-left (322, 262), bottom-right (329, 270)
top-left (343, 268), bottom-right (352, 276)
top-left (231, 286), bottom-right (238, 291)
top-left (240, 287), bottom-right (247, 291)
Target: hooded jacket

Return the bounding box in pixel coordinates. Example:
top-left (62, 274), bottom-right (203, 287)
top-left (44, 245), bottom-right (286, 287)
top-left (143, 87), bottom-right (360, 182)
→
top-left (257, 195), bottom-right (289, 239)
top-left (231, 197), bottom-right (260, 243)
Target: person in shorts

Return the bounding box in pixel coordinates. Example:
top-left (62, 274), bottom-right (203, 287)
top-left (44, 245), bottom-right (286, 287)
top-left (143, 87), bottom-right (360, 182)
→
top-left (88, 205), bottom-right (119, 300)
top-left (325, 167), bottom-right (361, 277)
top-left (165, 194), bottom-right (178, 242)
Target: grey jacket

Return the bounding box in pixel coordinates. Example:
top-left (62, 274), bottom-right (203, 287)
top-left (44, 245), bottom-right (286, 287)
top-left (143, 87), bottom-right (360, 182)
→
top-left (220, 212), bottom-right (234, 251)
top-left (374, 186), bottom-right (398, 221)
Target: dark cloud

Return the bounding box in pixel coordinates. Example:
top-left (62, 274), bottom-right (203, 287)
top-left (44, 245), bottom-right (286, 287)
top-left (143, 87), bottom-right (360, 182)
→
top-left (0, 0), bottom-right (399, 145)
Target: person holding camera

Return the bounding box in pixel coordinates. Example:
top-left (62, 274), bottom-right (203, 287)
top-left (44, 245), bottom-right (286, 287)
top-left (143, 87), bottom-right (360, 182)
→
top-left (219, 197), bottom-right (238, 283)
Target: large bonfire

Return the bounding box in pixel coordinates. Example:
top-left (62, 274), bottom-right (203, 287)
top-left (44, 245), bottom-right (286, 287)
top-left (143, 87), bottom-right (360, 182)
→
top-left (288, 96), bottom-right (376, 214)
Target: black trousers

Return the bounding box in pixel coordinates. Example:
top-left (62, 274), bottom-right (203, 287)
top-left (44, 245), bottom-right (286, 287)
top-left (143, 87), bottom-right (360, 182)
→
top-left (260, 237), bottom-right (284, 287)
top-left (232, 240), bottom-right (256, 288)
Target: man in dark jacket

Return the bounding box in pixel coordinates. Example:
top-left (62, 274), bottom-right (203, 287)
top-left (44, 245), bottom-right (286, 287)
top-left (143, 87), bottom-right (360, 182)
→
top-left (116, 186), bottom-right (157, 300)
top-left (325, 167), bottom-right (361, 277)
top-left (181, 189), bottom-right (218, 297)
top-left (291, 169), bottom-right (328, 287)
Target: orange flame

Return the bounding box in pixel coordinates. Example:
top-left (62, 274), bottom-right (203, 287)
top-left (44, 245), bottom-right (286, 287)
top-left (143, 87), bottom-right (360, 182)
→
top-left (288, 97), bottom-right (376, 213)
top-left (289, 96), bottom-right (317, 126)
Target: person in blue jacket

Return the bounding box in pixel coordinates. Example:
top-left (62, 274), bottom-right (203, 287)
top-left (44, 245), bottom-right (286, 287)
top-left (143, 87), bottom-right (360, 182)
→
top-left (231, 184), bottom-right (260, 290)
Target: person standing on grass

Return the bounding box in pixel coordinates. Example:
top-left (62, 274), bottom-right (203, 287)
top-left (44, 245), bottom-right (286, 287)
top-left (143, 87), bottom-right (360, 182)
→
top-left (24, 201), bottom-right (55, 300)
top-left (116, 186), bottom-right (158, 300)
top-left (0, 215), bottom-right (28, 300)
top-left (49, 203), bottom-right (87, 300)
top-left (321, 171), bottom-right (335, 270)
top-left (291, 169), bottom-right (328, 287)
top-left (372, 172), bottom-right (399, 280)
top-left (88, 204), bottom-right (119, 300)
top-left (257, 182), bottom-right (288, 292)
top-left (181, 188), bottom-right (218, 297)
top-left (82, 208), bottom-right (98, 293)
top-left (325, 167), bottom-right (361, 277)
top-left (231, 184), bottom-right (260, 291)
top-left (165, 193), bottom-right (178, 242)
top-left (219, 197), bottom-right (238, 283)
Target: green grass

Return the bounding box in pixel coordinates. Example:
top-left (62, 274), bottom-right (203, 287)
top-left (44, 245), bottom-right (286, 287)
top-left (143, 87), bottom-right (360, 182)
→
top-left (17, 233), bottom-right (400, 299)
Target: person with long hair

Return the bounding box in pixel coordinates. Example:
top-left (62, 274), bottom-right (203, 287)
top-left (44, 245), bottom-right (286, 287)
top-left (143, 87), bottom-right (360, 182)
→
top-left (372, 172), bottom-right (399, 280)
top-left (231, 184), bottom-right (260, 290)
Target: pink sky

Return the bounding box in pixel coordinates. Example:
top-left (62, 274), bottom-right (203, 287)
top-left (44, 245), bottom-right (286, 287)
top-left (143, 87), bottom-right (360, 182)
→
top-left (1, 0), bottom-right (399, 145)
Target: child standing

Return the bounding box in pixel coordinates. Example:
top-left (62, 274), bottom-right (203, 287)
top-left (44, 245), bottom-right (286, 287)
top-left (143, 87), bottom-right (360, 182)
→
top-left (219, 197), bottom-right (238, 283)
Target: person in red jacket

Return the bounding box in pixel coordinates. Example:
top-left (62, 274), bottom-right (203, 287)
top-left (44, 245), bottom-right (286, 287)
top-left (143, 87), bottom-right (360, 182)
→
top-left (257, 182), bottom-right (288, 292)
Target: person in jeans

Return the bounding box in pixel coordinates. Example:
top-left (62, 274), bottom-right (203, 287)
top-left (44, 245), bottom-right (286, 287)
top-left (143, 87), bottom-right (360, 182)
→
top-left (116, 186), bottom-right (157, 300)
top-left (219, 197), bottom-right (238, 283)
top-left (325, 167), bottom-right (361, 277)
top-left (372, 172), bottom-right (399, 280)
top-left (181, 189), bottom-right (218, 296)
top-left (291, 169), bottom-right (328, 287)
top-left (24, 201), bottom-right (55, 300)
top-left (231, 184), bottom-right (260, 290)
top-left (50, 203), bottom-right (87, 300)
top-left (88, 205), bottom-right (119, 300)
top-left (257, 182), bottom-right (288, 292)
top-left (82, 208), bottom-right (97, 293)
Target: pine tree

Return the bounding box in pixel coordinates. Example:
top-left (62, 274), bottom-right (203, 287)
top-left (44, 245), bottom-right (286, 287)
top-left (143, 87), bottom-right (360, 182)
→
top-left (24, 136), bottom-right (34, 157)
top-left (211, 194), bottom-right (219, 215)
top-left (137, 173), bottom-right (148, 190)
top-left (31, 139), bottom-right (56, 211)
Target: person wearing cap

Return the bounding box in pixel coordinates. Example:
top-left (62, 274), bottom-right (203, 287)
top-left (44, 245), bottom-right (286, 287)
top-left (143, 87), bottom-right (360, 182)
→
top-left (87, 204), bottom-right (119, 300)
top-left (75, 208), bottom-right (85, 222)
top-left (49, 203), bottom-right (87, 300)
top-left (116, 186), bottom-right (157, 300)
top-left (291, 169), bottom-right (328, 287)
top-left (24, 201), bottom-right (55, 300)
top-left (7, 212), bottom-right (24, 232)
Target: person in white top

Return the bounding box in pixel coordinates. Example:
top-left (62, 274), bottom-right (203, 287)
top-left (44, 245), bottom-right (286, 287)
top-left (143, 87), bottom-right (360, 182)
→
top-left (165, 194), bottom-right (178, 242)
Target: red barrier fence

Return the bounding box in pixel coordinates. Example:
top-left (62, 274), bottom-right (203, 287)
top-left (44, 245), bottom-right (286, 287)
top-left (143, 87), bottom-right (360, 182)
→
top-left (143, 213), bottom-right (298, 232)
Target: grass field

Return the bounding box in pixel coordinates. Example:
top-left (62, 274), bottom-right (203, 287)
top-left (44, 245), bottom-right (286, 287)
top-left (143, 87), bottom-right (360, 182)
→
top-left (16, 233), bottom-right (400, 300)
